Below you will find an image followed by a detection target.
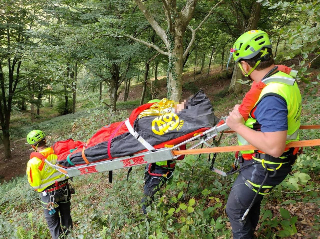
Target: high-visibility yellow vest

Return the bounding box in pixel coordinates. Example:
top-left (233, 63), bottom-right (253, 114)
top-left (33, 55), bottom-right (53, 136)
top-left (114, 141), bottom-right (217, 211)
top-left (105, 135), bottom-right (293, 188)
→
top-left (238, 71), bottom-right (302, 155)
top-left (26, 147), bottom-right (68, 192)
top-left (155, 160), bottom-right (176, 169)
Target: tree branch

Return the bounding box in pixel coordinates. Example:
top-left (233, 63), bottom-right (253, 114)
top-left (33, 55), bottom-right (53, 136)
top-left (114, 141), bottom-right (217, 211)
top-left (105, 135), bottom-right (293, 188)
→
top-left (147, 52), bottom-right (160, 64)
top-left (134, 0), bottom-right (169, 48)
top-left (195, 0), bottom-right (224, 32)
top-left (162, 0), bottom-right (173, 32)
top-left (180, 0), bottom-right (197, 24)
top-left (124, 34), bottom-right (169, 56)
top-left (183, 0), bottom-right (224, 59)
top-left (184, 26), bottom-right (196, 59)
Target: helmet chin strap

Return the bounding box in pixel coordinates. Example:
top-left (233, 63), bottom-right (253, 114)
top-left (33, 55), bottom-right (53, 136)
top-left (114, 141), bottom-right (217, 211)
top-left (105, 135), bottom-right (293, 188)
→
top-left (238, 48), bottom-right (269, 77)
top-left (32, 144), bottom-right (38, 151)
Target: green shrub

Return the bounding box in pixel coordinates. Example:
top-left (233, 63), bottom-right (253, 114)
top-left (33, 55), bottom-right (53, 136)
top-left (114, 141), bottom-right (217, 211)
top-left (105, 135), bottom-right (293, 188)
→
top-left (55, 99), bottom-right (74, 115)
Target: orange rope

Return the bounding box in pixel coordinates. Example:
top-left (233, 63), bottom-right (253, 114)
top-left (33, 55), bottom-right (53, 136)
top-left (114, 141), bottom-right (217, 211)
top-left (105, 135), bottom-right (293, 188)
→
top-left (82, 148), bottom-right (90, 164)
top-left (172, 139), bottom-right (320, 155)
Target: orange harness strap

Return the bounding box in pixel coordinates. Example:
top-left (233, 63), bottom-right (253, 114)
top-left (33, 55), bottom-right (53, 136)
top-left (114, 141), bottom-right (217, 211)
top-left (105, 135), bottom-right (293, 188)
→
top-left (299, 125), bottom-right (320, 129)
top-left (172, 139), bottom-right (320, 156)
top-left (223, 125), bottom-right (320, 134)
top-left (82, 148), bottom-right (90, 164)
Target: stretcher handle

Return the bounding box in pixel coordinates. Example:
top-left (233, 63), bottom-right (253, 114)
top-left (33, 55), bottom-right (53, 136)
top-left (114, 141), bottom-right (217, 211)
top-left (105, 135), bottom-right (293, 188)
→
top-left (172, 139), bottom-right (320, 155)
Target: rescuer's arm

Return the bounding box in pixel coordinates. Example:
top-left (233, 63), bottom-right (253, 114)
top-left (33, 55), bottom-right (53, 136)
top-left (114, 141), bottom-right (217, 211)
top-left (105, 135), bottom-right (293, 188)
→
top-left (226, 104), bottom-right (287, 158)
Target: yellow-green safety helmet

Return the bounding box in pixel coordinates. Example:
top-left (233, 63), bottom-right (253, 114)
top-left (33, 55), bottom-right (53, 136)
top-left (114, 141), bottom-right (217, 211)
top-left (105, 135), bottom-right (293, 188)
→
top-left (27, 130), bottom-right (45, 145)
top-left (232, 30), bottom-right (272, 62)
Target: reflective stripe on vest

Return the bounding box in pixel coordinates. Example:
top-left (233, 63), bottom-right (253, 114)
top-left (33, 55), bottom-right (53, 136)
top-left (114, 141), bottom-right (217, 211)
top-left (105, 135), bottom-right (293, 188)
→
top-left (238, 71), bottom-right (301, 154)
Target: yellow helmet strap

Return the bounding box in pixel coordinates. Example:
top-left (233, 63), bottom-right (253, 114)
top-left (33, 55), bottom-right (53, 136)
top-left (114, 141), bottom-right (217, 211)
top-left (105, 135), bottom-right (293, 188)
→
top-left (238, 48), bottom-right (268, 77)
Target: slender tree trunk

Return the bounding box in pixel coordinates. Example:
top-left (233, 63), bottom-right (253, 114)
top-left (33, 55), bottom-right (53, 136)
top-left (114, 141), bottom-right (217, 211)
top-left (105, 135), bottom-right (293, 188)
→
top-left (64, 85), bottom-right (69, 115)
top-left (124, 78), bottom-right (131, 102)
top-left (221, 44), bottom-right (226, 71)
top-left (151, 61), bottom-right (159, 99)
top-left (140, 61), bottom-right (150, 105)
top-left (109, 63), bottom-right (120, 111)
top-left (154, 61), bottom-right (158, 82)
top-left (72, 62), bottom-right (77, 114)
top-left (275, 36), bottom-right (281, 58)
top-left (50, 92), bottom-right (53, 107)
top-left (30, 94), bottom-right (35, 121)
top-left (99, 81), bottom-right (103, 101)
top-left (208, 46), bottom-right (215, 75)
top-left (200, 53), bottom-right (205, 73)
top-left (37, 92), bottom-right (42, 115)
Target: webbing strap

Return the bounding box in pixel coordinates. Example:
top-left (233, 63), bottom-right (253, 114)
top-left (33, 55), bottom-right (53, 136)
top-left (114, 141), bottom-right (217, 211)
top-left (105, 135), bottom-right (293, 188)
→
top-left (125, 119), bottom-right (155, 151)
top-left (67, 154), bottom-right (75, 166)
top-left (30, 152), bottom-right (46, 171)
top-left (172, 139), bottom-right (320, 155)
top-left (222, 125), bottom-right (320, 133)
top-left (81, 148), bottom-right (90, 164)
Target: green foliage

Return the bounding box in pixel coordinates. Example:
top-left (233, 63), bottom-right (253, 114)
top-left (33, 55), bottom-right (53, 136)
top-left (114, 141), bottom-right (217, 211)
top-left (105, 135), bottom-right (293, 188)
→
top-left (258, 208), bottom-right (298, 238)
top-left (116, 100), bottom-right (141, 110)
top-left (55, 99), bottom-right (74, 116)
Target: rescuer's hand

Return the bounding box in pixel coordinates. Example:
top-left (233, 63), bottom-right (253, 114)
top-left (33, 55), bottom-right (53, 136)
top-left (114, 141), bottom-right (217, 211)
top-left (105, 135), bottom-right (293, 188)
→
top-left (226, 104), bottom-right (245, 130)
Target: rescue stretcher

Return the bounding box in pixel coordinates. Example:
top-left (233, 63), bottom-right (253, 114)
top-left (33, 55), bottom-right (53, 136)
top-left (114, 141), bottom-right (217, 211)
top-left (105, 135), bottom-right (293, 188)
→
top-left (46, 121), bottom-right (230, 177)
top-left (45, 122), bottom-right (320, 178)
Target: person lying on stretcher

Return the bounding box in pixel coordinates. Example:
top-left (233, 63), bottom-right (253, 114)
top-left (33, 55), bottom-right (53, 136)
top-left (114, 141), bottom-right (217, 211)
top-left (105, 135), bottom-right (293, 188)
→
top-left (49, 91), bottom-right (218, 167)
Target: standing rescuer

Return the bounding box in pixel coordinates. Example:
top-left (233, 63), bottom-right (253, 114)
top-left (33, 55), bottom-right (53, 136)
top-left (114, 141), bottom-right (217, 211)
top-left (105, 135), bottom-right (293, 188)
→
top-left (225, 30), bottom-right (301, 239)
top-left (141, 99), bottom-right (186, 214)
top-left (26, 130), bottom-right (73, 239)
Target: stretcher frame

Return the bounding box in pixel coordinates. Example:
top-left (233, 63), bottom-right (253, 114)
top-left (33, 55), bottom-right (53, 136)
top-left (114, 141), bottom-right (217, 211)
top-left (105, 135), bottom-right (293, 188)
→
top-left (45, 122), bottom-right (320, 178)
top-left (45, 121), bottom-right (230, 177)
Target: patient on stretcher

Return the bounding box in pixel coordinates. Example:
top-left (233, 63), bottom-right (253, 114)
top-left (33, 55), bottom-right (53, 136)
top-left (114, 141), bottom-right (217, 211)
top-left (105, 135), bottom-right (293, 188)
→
top-left (53, 91), bottom-right (219, 168)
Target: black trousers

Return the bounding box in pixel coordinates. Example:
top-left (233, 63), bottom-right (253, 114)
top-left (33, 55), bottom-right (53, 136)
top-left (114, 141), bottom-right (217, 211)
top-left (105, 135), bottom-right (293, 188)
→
top-left (226, 160), bottom-right (293, 239)
top-left (226, 175), bottom-right (263, 239)
top-left (40, 186), bottom-right (73, 239)
top-left (141, 164), bottom-right (174, 214)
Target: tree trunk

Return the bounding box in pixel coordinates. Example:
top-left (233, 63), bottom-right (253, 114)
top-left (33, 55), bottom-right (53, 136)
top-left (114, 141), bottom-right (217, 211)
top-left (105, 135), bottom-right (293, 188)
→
top-left (167, 33), bottom-right (184, 102)
top-left (228, 64), bottom-right (244, 94)
top-left (109, 63), bottom-right (120, 111)
top-left (30, 95), bottom-right (35, 121)
top-left (200, 53), bottom-right (206, 73)
top-left (0, 60), bottom-right (21, 159)
top-left (221, 44), bottom-right (226, 71)
top-left (275, 36), bottom-right (281, 58)
top-left (208, 46), bottom-right (215, 75)
top-left (99, 81), bottom-right (103, 101)
top-left (154, 61), bottom-right (158, 82)
top-left (140, 61), bottom-right (150, 105)
top-left (72, 62), bottom-right (77, 114)
top-left (124, 78), bottom-right (131, 102)
top-left (64, 85), bottom-right (69, 115)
